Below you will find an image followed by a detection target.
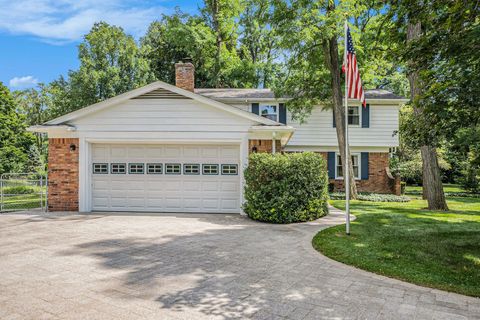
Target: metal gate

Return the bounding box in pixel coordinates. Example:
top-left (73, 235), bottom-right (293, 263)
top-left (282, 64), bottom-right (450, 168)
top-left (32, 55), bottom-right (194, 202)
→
top-left (0, 173), bottom-right (47, 213)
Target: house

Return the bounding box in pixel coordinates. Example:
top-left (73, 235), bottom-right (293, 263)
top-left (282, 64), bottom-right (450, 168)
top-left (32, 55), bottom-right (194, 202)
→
top-left (29, 62), bottom-right (406, 213)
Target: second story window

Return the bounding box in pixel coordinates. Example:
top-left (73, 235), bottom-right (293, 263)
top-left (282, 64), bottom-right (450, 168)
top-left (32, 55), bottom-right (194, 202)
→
top-left (348, 106), bottom-right (360, 125)
top-left (259, 105), bottom-right (277, 121)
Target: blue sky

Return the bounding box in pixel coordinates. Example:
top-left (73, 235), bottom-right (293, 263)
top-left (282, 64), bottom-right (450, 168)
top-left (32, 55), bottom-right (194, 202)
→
top-left (0, 0), bottom-right (203, 90)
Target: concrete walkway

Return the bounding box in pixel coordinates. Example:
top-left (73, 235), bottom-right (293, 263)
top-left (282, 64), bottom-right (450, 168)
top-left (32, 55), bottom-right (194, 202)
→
top-left (0, 209), bottom-right (479, 320)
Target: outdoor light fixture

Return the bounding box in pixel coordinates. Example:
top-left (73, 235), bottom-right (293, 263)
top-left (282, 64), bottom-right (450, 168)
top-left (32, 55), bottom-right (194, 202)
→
top-left (251, 145), bottom-right (258, 153)
top-left (70, 144), bottom-right (76, 152)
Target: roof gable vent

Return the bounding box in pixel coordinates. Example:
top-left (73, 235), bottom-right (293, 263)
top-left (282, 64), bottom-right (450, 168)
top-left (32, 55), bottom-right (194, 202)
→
top-left (132, 88), bottom-right (190, 100)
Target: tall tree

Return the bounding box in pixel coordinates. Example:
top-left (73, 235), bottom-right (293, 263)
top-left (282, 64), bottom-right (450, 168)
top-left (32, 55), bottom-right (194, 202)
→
top-left (390, 0), bottom-right (478, 209)
top-left (68, 22), bottom-right (155, 109)
top-left (272, 0), bottom-right (387, 198)
top-left (0, 82), bottom-right (35, 174)
top-left (202, 0), bottom-right (243, 87)
top-left (405, 21), bottom-right (448, 210)
top-left (141, 11), bottom-right (218, 87)
top-left (238, 0), bottom-right (280, 88)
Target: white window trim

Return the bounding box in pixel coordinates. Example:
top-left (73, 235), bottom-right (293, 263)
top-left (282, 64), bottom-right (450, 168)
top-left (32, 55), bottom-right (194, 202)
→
top-left (259, 103), bottom-right (279, 122)
top-left (335, 152), bottom-right (361, 180)
top-left (348, 105), bottom-right (361, 127)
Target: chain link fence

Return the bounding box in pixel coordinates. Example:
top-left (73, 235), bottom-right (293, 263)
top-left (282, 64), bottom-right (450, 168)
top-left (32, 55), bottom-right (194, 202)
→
top-left (0, 173), bottom-right (47, 213)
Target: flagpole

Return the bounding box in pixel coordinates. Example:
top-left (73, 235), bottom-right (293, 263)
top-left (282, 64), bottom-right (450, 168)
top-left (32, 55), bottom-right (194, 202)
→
top-left (344, 20), bottom-right (350, 236)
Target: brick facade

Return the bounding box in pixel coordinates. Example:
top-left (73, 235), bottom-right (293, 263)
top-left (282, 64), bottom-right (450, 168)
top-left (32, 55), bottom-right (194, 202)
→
top-left (319, 152), bottom-right (400, 195)
top-left (248, 139), bottom-right (282, 154)
top-left (47, 138), bottom-right (79, 211)
top-left (175, 62), bottom-right (195, 92)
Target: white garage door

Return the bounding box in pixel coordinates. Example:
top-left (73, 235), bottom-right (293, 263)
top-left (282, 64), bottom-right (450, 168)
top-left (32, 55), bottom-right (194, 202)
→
top-left (90, 144), bottom-right (241, 213)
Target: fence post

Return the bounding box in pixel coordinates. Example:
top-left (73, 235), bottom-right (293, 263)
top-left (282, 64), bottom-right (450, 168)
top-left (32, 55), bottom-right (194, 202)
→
top-left (40, 176), bottom-right (43, 212)
top-left (1, 175), bottom-right (3, 213)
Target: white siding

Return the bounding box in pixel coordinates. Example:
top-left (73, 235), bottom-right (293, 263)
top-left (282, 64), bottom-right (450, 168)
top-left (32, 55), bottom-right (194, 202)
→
top-left (72, 99), bottom-right (255, 133)
top-left (286, 104), bottom-right (399, 148)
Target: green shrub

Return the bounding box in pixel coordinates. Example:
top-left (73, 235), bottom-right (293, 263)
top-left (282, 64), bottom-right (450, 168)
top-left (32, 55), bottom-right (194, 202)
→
top-left (2, 185), bottom-right (35, 194)
top-left (243, 152), bottom-right (329, 223)
top-left (329, 192), bottom-right (411, 202)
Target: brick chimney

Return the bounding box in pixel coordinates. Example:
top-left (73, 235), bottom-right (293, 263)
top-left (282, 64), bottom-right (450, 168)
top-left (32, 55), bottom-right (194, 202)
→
top-left (175, 61), bottom-right (195, 92)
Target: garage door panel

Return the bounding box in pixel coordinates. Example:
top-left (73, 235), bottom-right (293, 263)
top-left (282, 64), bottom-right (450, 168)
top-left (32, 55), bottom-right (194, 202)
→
top-left (164, 146), bottom-right (181, 158)
top-left (203, 198), bottom-right (219, 209)
top-left (145, 147), bottom-right (163, 158)
top-left (184, 198), bottom-right (203, 209)
top-left (220, 181), bottom-right (238, 192)
top-left (111, 197), bottom-right (127, 207)
top-left (221, 199), bottom-right (238, 210)
top-left (93, 147), bottom-right (107, 160)
top-left (202, 181), bottom-right (219, 192)
top-left (110, 146), bottom-right (127, 158)
top-left (91, 144), bottom-right (240, 213)
top-left (183, 146), bottom-right (200, 158)
top-left (201, 147), bottom-right (219, 158)
top-left (183, 180), bottom-right (201, 191)
top-left (93, 180), bottom-right (109, 190)
top-left (220, 147), bottom-right (238, 159)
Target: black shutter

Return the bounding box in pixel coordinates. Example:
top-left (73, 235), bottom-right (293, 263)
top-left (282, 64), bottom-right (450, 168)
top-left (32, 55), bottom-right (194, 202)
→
top-left (252, 103), bottom-right (259, 115)
top-left (361, 152), bottom-right (369, 180)
top-left (333, 110), bottom-right (336, 127)
top-left (327, 152), bottom-right (336, 179)
top-left (279, 103), bottom-right (287, 124)
top-left (362, 104), bottom-right (370, 128)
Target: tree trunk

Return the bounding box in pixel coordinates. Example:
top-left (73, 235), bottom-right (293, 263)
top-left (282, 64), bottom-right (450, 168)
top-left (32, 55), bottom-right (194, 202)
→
top-left (323, 3), bottom-right (358, 199)
top-left (406, 22), bottom-right (448, 210)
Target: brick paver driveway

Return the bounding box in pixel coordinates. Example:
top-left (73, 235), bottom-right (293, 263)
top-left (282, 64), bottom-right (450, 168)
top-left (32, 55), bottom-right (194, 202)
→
top-left (1, 210), bottom-right (479, 320)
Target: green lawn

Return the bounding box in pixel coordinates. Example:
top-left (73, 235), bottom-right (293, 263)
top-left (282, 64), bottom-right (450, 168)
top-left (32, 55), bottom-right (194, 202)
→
top-left (406, 183), bottom-right (467, 194)
top-left (313, 193), bottom-right (480, 297)
top-left (1, 194), bottom-right (46, 211)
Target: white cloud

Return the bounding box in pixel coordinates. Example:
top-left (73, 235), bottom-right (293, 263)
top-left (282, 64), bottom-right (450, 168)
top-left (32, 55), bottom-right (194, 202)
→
top-left (9, 76), bottom-right (38, 88)
top-left (0, 0), bottom-right (166, 43)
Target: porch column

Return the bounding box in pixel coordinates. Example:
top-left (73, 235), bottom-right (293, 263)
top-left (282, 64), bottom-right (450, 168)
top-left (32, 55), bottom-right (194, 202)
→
top-left (272, 132), bottom-right (276, 154)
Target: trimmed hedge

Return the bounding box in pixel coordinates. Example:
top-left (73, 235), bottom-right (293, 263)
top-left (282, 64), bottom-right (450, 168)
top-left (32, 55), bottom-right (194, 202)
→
top-left (329, 192), bottom-right (411, 202)
top-left (243, 152), bottom-right (329, 223)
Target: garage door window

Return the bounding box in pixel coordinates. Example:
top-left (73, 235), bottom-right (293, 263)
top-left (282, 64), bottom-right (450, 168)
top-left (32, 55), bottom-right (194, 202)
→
top-left (129, 163), bottom-right (144, 174)
top-left (202, 164), bottom-right (219, 175)
top-left (147, 163), bottom-right (163, 174)
top-left (111, 163), bottom-right (126, 174)
top-left (221, 164), bottom-right (238, 175)
top-left (184, 164), bottom-right (200, 175)
top-left (165, 163), bottom-right (181, 175)
top-left (93, 163), bottom-right (108, 174)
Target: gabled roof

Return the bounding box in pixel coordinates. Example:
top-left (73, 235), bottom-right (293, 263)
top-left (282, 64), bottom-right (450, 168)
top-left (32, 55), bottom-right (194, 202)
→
top-left (195, 88), bottom-right (406, 101)
top-left (45, 81), bottom-right (283, 126)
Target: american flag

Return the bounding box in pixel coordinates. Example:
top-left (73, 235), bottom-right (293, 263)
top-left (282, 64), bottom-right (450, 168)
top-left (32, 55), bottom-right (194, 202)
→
top-left (342, 26), bottom-right (366, 107)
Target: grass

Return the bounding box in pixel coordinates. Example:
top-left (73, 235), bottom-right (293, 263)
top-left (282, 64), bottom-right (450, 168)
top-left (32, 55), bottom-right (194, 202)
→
top-left (1, 193), bottom-right (46, 211)
top-left (313, 187), bottom-right (480, 297)
top-left (406, 183), bottom-right (467, 194)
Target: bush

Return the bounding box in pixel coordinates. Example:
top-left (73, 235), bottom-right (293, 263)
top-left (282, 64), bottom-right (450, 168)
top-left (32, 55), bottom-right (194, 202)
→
top-left (459, 153), bottom-right (480, 193)
top-left (2, 185), bottom-right (35, 194)
top-left (329, 192), bottom-right (411, 202)
top-left (243, 152), bottom-right (329, 223)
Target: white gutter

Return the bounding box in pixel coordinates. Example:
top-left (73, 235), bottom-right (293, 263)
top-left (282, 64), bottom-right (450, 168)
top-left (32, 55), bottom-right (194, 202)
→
top-left (27, 125), bottom-right (77, 133)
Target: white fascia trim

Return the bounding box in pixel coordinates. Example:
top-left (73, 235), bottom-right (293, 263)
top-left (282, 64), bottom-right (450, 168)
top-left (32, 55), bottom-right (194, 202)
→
top-left (46, 81), bottom-right (282, 127)
top-left (84, 138), bottom-right (243, 145)
top-left (211, 98), bottom-right (291, 103)
top-left (283, 146), bottom-right (392, 152)
top-left (249, 125), bottom-right (295, 132)
top-left (27, 125), bottom-right (76, 133)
